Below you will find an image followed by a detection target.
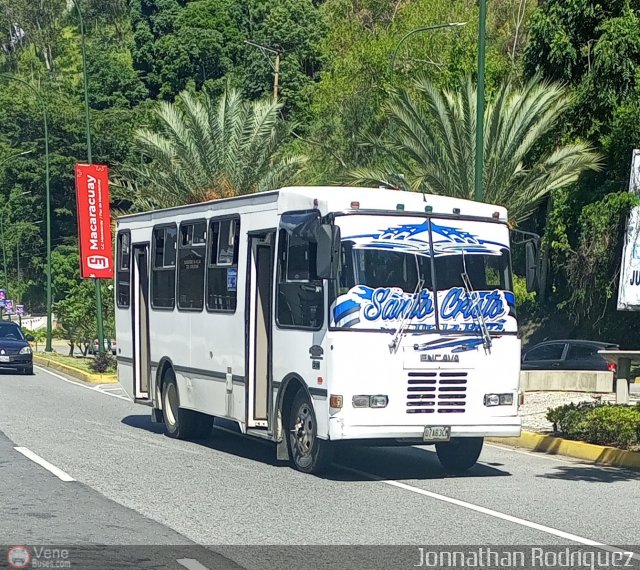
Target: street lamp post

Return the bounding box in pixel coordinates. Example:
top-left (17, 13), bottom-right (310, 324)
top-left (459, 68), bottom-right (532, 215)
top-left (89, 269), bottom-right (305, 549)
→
top-left (389, 22), bottom-right (467, 82)
top-left (71, 0), bottom-right (106, 354)
top-left (0, 74), bottom-right (52, 351)
top-left (475, 0), bottom-right (487, 202)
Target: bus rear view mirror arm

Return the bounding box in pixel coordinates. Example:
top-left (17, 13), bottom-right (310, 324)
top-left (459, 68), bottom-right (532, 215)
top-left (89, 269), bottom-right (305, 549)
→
top-left (315, 224), bottom-right (341, 280)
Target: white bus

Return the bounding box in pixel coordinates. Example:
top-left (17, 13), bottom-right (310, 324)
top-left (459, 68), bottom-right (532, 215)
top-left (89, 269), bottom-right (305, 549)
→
top-left (115, 186), bottom-right (521, 474)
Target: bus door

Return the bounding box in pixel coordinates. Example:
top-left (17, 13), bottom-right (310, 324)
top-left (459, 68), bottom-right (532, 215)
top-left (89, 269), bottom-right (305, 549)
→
top-left (131, 243), bottom-right (151, 402)
top-left (246, 231), bottom-right (275, 428)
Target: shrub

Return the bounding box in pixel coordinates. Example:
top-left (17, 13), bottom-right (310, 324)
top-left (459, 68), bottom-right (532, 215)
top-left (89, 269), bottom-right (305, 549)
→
top-left (89, 352), bottom-right (116, 374)
top-left (546, 401), bottom-right (640, 449)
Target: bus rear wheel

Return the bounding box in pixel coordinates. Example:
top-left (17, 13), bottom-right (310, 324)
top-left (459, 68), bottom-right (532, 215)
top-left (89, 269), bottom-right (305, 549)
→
top-left (287, 389), bottom-right (333, 474)
top-left (435, 437), bottom-right (484, 474)
top-left (161, 369), bottom-right (212, 440)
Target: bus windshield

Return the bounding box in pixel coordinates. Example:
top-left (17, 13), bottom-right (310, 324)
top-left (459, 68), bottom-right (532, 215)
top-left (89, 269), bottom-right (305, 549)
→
top-left (340, 246), bottom-right (512, 294)
top-left (331, 215), bottom-right (516, 333)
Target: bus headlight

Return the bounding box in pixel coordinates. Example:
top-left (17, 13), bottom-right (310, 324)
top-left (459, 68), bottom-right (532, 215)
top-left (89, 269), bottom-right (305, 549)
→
top-left (352, 395), bottom-right (388, 408)
top-left (484, 393), bottom-right (514, 407)
top-left (352, 395), bottom-right (370, 408)
top-left (370, 395), bottom-right (388, 408)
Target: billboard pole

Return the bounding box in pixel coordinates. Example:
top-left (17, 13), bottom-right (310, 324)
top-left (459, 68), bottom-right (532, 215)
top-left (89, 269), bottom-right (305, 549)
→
top-left (73, 0), bottom-right (105, 353)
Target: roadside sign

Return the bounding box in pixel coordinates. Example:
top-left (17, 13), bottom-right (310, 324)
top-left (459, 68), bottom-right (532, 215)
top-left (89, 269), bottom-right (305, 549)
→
top-left (16, 305), bottom-right (24, 316)
top-left (0, 289), bottom-right (5, 309)
top-left (75, 163), bottom-right (114, 279)
top-left (5, 299), bottom-right (14, 315)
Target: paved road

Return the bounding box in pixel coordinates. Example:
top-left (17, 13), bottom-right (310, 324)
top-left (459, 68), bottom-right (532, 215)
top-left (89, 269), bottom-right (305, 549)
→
top-left (0, 367), bottom-right (638, 569)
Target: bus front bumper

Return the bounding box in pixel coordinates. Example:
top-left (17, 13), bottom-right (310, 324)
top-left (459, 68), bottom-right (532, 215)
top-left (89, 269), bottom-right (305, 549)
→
top-left (328, 417), bottom-right (521, 441)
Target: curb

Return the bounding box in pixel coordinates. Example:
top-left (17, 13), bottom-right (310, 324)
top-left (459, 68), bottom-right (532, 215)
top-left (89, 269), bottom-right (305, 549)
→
top-left (33, 354), bottom-right (118, 384)
top-left (487, 431), bottom-right (640, 470)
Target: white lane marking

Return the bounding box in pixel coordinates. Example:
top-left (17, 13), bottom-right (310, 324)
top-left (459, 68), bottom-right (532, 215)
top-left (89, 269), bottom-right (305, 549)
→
top-left (14, 447), bottom-right (75, 482)
top-left (341, 466), bottom-right (640, 561)
top-left (177, 559), bottom-right (210, 570)
top-left (34, 366), bottom-right (130, 401)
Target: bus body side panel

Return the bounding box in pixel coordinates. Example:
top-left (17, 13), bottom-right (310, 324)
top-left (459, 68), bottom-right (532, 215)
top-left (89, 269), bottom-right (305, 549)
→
top-left (185, 207), bottom-right (277, 426)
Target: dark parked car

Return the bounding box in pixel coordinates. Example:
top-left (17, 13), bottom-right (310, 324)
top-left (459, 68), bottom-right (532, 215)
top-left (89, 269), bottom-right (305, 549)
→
top-left (521, 340), bottom-right (619, 372)
top-left (0, 321), bottom-right (34, 375)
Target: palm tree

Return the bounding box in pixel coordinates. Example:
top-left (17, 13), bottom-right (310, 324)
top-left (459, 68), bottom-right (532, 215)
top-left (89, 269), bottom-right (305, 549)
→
top-left (115, 87), bottom-right (306, 211)
top-left (349, 76), bottom-right (601, 224)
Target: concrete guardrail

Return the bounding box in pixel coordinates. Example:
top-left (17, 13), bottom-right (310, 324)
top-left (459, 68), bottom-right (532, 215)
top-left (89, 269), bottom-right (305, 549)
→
top-left (520, 370), bottom-right (613, 393)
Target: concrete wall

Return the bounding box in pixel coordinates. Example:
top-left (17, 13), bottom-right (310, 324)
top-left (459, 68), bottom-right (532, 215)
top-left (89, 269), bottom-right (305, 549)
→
top-left (520, 370), bottom-right (613, 393)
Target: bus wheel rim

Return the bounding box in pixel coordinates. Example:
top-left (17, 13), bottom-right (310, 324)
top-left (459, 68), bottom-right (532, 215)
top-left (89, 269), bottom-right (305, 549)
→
top-left (294, 403), bottom-right (314, 459)
top-left (165, 384), bottom-right (178, 426)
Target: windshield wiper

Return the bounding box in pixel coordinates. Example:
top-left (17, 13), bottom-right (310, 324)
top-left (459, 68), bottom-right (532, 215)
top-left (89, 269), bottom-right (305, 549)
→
top-left (389, 277), bottom-right (424, 354)
top-left (460, 255), bottom-right (492, 353)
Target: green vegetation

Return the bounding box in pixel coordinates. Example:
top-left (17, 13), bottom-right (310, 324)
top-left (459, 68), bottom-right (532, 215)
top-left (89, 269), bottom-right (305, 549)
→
top-left (115, 87), bottom-right (306, 210)
top-left (89, 351), bottom-right (116, 374)
top-left (546, 401), bottom-right (640, 451)
top-left (348, 75), bottom-right (601, 225)
top-left (1, 0), bottom-right (640, 345)
top-left (35, 352), bottom-right (116, 375)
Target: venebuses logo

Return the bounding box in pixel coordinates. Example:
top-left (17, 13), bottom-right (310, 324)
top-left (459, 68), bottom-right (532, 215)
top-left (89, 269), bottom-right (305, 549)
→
top-left (75, 163), bottom-right (114, 279)
top-left (7, 545), bottom-right (31, 568)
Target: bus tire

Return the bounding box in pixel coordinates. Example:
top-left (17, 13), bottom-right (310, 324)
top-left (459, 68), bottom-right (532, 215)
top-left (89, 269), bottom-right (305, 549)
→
top-left (435, 437), bottom-right (484, 474)
top-left (161, 369), bottom-right (212, 440)
top-left (287, 389), bottom-right (333, 474)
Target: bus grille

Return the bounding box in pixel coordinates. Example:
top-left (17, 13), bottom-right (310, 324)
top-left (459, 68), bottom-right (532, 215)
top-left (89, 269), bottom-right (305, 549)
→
top-left (406, 371), bottom-right (468, 414)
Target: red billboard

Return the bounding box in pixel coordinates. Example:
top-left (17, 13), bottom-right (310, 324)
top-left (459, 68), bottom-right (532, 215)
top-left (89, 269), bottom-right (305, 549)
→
top-left (75, 163), bottom-right (114, 279)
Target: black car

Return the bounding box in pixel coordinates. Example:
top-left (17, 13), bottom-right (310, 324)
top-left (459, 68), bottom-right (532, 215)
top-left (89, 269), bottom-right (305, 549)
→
top-left (0, 321), bottom-right (34, 375)
top-left (521, 340), bottom-right (619, 372)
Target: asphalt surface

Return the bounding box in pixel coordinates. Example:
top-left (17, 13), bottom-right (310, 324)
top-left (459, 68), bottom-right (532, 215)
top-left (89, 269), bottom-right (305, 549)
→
top-left (0, 366), bottom-right (638, 569)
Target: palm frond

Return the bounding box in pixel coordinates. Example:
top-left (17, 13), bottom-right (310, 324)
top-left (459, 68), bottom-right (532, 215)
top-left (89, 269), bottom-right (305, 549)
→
top-left (348, 75), bottom-right (602, 224)
top-left (119, 87), bottom-right (306, 212)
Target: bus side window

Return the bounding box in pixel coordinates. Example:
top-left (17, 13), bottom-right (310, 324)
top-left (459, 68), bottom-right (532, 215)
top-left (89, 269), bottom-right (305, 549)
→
top-left (151, 225), bottom-right (177, 310)
top-left (177, 221), bottom-right (206, 311)
top-left (207, 218), bottom-right (240, 312)
top-left (276, 230), bottom-right (324, 330)
top-left (116, 231), bottom-right (130, 308)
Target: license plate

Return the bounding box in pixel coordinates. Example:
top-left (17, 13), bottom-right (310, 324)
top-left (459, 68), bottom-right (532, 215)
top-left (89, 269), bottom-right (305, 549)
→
top-left (0, 356), bottom-right (10, 363)
top-left (423, 426), bottom-right (450, 442)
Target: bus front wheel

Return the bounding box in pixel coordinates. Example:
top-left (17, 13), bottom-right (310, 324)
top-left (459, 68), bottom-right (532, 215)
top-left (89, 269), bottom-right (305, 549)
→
top-left (435, 437), bottom-right (483, 474)
top-left (161, 369), bottom-right (212, 440)
top-left (287, 389), bottom-right (333, 474)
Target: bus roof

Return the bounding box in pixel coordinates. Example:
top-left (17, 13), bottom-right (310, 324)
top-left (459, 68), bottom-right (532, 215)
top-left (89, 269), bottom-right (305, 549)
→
top-left (116, 186), bottom-right (508, 225)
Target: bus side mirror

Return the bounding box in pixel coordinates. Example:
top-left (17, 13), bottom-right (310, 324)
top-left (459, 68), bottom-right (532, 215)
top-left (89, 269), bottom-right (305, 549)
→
top-left (316, 224), bottom-right (341, 280)
top-left (525, 241), bottom-right (538, 293)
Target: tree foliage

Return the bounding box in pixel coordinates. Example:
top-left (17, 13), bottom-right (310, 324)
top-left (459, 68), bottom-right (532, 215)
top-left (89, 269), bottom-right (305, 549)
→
top-left (0, 0), bottom-right (639, 344)
top-left (350, 75), bottom-right (601, 224)
top-left (116, 87), bottom-right (307, 210)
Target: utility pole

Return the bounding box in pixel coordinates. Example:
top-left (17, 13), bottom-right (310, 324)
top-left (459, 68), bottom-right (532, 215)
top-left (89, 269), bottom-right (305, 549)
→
top-left (72, 0), bottom-right (105, 353)
top-left (475, 0), bottom-right (487, 202)
top-left (245, 40), bottom-right (283, 98)
top-left (273, 49), bottom-right (280, 98)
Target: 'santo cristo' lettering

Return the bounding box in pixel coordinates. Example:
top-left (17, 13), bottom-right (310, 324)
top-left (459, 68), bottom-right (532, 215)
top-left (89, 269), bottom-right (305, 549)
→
top-left (360, 287), bottom-right (506, 322)
top-left (364, 288), bottom-right (434, 321)
top-left (440, 288), bottom-right (505, 320)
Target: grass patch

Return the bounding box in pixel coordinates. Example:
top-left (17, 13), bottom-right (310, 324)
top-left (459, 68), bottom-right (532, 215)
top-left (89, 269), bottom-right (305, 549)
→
top-left (36, 352), bottom-right (116, 374)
